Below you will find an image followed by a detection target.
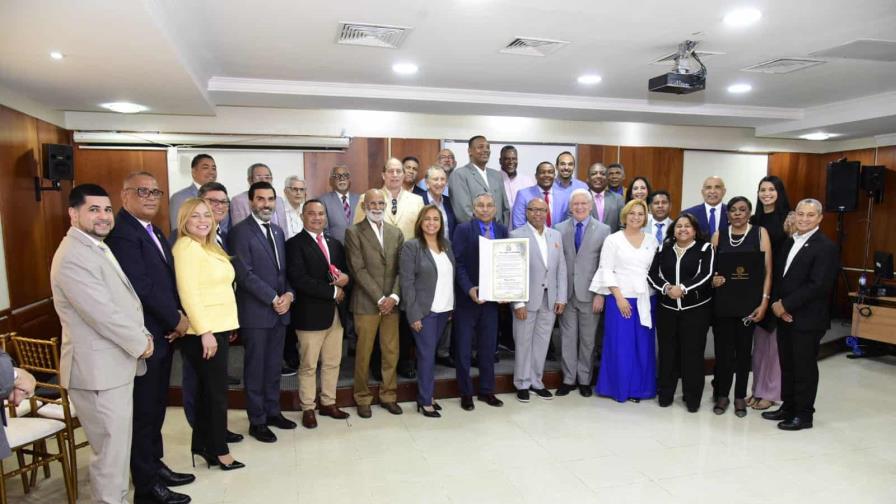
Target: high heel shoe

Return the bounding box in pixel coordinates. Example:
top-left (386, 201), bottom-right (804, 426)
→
top-left (416, 404), bottom-right (441, 418)
top-left (432, 401), bottom-right (442, 411)
top-left (218, 458), bottom-right (245, 471)
top-left (191, 450), bottom-right (219, 468)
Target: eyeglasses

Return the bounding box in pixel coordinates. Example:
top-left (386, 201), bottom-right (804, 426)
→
top-left (127, 187), bottom-right (164, 199)
top-left (526, 207), bottom-right (548, 213)
top-left (205, 198), bottom-right (230, 207)
top-left (391, 198), bottom-right (398, 215)
top-left (332, 173), bottom-right (351, 181)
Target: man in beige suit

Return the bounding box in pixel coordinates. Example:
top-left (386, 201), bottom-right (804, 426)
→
top-left (353, 157), bottom-right (424, 240)
top-left (345, 189), bottom-right (405, 418)
top-left (50, 184), bottom-right (154, 504)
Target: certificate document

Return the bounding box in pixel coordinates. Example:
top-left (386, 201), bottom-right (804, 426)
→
top-left (478, 237), bottom-right (529, 302)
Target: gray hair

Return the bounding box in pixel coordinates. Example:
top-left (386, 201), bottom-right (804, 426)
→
top-left (247, 163), bottom-right (270, 178)
top-left (284, 175), bottom-right (304, 187)
top-left (569, 188), bottom-right (592, 205)
top-left (473, 192), bottom-right (494, 205)
top-left (796, 198), bottom-right (823, 213)
top-left (425, 165), bottom-right (446, 180)
top-left (329, 165), bottom-right (349, 178)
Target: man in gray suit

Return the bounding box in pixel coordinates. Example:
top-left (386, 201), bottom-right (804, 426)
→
top-left (510, 198), bottom-right (567, 402)
top-left (50, 184), bottom-right (155, 504)
top-left (448, 135), bottom-right (510, 225)
top-left (169, 153), bottom-right (218, 233)
top-left (320, 165), bottom-right (360, 243)
top-left (229, 163), bottom-right (288, 228)
top-left (587, 162), bottom-right (623, 231)
top-left (0, 351), bottom-right (36, 459)
top-left (556, 189), bottom-right (611, 397)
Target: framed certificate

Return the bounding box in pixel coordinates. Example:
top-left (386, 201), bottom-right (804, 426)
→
top-left (715, 251), bottom-right (765, 318)
top-left (478, 237), bottom-right (529, 302)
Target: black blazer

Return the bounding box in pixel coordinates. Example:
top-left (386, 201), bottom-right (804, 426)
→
top-left (648, 241), bottom-right (715, 311)
top-left (286, 230), bottom-right (350, 331)
top-left (105, 209), bottom-right (181, 339)
top-left (772, 231), bottom-right (839, 331)
top-left (399, 239), bottom-right (456, 323)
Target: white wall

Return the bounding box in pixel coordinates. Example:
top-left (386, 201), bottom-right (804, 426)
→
top-left (681, 151), bottom-right (769, 210)
top-left (442, 140), bottom-right (576, 179)
top-left (170, 148), bottom-right (304, 197)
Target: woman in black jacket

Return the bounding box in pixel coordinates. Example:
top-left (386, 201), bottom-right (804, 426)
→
top-left (648, 212), bottom-right (715, 412)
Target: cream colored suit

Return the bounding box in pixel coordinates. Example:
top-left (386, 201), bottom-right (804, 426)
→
top-left (353, 188), bottom-right (424, 240)
top-left (51, 227), bottom-right (151, 504)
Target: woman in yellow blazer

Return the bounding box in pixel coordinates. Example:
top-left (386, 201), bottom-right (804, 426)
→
top-left (172, 197), bottom-right (244, 471)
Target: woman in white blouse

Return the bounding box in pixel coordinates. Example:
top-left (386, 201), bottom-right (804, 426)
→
top-left (589, 199), bottom-right (658, 402)
top-left (399, 205), bottom-right (455, 418)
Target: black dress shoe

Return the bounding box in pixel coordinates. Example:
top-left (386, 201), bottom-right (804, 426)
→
top-left (477, 394), bottom-right (504, 407)
top-left (578, 385), bottom-right (593, 397)
top-left (531, 387), bottom-right (554, 400)
top-left (761, 408), bottom-right (792, 421)
top-left (248, 424), bottom-right (277, 443)
top-left (436, 355), bottom-right (456, 368)
top-left (460, 395), bottom-right (475, 411)
top-left (267, 414), bottom-right (297, 430)
top-left (225, 430), bottom-right (243, 443)
top-left (158, 463), bottom-right (195, 487)
top-left (516, 390), bottom-right (530, 403)
top-left (778, 417), bottom-right (813, 431)
top-left (556, 383), bottom-right (574, 396)
top-left (658, 397), bottom-right (673, 407)
top-left (280, 366), bottom-right (297, 377)
top-left (134, 483), bottom-right (191, 504)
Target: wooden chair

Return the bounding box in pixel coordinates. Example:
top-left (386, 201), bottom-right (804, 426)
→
top-left (8, 334), bottom-right (87, 499)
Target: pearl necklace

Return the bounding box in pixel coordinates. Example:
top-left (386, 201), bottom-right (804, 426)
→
top-left (728, 224), bottom-right (751, 247)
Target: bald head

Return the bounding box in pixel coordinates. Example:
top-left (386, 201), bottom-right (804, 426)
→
top-left (701, 176), bottom-right (726, 206)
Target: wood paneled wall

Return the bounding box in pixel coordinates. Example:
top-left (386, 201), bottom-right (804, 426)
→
top-left (389, 138), bottom-right (441, 184)
top-left (303, 138), bottom-right (387, 198)
top-left (618, 146), bottom-right (685, 215)
top-left (576, 144), bottom-right (619, 182)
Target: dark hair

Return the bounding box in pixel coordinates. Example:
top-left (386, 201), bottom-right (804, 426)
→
top-left (414, 205), bottom-right (448, 252)
top-left (248, 181), bottom-right (276, 200)
top-left (666, 211), bottom-right (707, 244)
top-left (500, 145), bottom-right (517, 156)
top-left (301, 198), bottom-right (325, 216)
top-left (625, 176), bottom-right (652, 203)
top-left (468, 135), bottom-right (486, 147)
top-left (401, 156), bottom-right (420, 166)
top-left (555, 151), bottom-right (574, 166)
top-left (190, 154), bottom-right (214, 168)
top-left (647, 190), bottom-right (671, 206)
top-left (198, 182), bottom-right (228, 197)
top-left (607, 162), bottom-right (624, 173)
top-left (69, 184), bottom-right (109, 208)
top-left (751, 175), bottom-right (791, 225)
top-left (726, 196), bottom-right (753, 213)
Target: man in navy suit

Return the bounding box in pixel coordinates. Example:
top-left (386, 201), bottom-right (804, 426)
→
top-left (105, 172), bottom-right (193, 504)
top-left (228, 182), bottom-right (296, 443)
top-left (452, 192), bottom-right (506, 411)
top-left (683, 176), bottom-right (729, 237)
top-left (413, 165), bottom-right (456, 240)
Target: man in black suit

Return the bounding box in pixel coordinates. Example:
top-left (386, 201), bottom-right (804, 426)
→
top-left (286, 199), bottom-right (352, 428)
top-left (228, 182), bottom-right (296, 443)
top-left (763, 198), bottom-right (838, 431)
top-left (105, 172), bottom-right (193, 504)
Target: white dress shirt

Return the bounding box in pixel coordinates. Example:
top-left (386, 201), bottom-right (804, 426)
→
top-left (528, 223), bottom-right (549, 267)
top-left (285, 202), bottom-right (304, 239)
top-left (704, 202), bottom-right (723, 227)
top-left (431, 250), bottom-right (455, 313)
top-left (783, 226), bottom-right (819, 276)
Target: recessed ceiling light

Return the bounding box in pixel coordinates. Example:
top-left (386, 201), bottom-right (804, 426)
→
top-left (49, 51), bottom-right (64, 60)
top-left (577, 74), bottom-right (602, 85)
top-left (800, 132), bottom-right (835, 141)
top-left (100, 102), bottom-right (149, 114)
top-left (392, 63), bottom-right (418, 75)
top-left (724, 8), bottom-right (762, 27)
top-left (727, 83), bottom-right (752, 93)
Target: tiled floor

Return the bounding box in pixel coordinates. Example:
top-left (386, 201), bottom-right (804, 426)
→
top-left (6, 353), bottom-right (896, 503)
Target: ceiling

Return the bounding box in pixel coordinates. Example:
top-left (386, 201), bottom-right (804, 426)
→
top-left (2, 0), bottom-right (896, 139)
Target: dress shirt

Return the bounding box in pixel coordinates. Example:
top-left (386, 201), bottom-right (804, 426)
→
top-left (591, 189), bottom-right (607, 222)
top-left (306, 229), bottom-right (338, 299)
top-left (783, 226), bottom-right (819, 276)
top-left (428, 191), bottom-right (450, 240)
top-left (528, 223), bottom-right (549, 268)
top-left (250, 213), bottom-right (281, 270)
top-left (704, 203), bottom-right (723, 230)
top-left (366, 219), bottom-right (400, 305)
top-left (609, 185), bottom-right (624, 197)
top-left (501, 171), bottom-right (535, 208)
top-left (430, 250), bottom-right (455, 313)
top-left (647, 216), bottom-right (673, 247)
top-left (473, 164), bottom-right (490, 188)
top-left (589, 231), bottom-right (659, 328)
top-left (285, 202), bottom-right (304, 239)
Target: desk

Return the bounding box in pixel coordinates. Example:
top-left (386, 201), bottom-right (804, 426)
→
top-left (849, 292), bottom-right (896, 345)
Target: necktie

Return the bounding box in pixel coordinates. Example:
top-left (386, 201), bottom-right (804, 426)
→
top-left (543, 191), bottom-right (552, 227)
top-left (594, 191), bottom-right (604, 222)
top-left (216, 227), bottom-right (225, 249)
top-left (262, 223), bottom-right (279, 269)
top-left (342, 194), bottom-right (351, 222)
top-left (709, 208), bottom-right (717, 236)
top-left (575, 222), bottom-right (584, 252)
top-left (480, 222), bottom-right (492, 239)
top-left (655, 222), bottom-right (664, 243)
top-left (316, 233), bottom-right (341, 278)
top-left (145, 223), bottom-right (166, 260)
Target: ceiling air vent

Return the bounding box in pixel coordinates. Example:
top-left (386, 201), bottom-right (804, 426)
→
top-left (741, 58), bottom-right (825, 74)
top-left (650, 50), bottom-right (724, 65)
top-left (336, 22), bottom-right (411, 49)
top-left (500, 37), bottom-right (569, 56)
top-left (810, 39), bottom-right (896, 62)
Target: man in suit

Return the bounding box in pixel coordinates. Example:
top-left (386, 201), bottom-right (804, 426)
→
top-left (606, 162), bottom-right (627, 199)
top-left (229, 163), bottom-right (288, 228)
top-left (763, 199), bottom-right (838, 431)
top-left (51, 184), bottom-right (155, 504)
top-left (586, 163), bottom-right (624, 231)
top-left (320, 165), bottom-right (360, 243)
top-left (402, 156), bottom-right (420, 192)
top-left (647, 190), bottom-right (674, 247)
top-left (512, 162), bottom-right (570, 229)
top-left (510, 198), bottom-right (567, 402)
top-left (169, 154), bottom-right (218, 233)
top-left (105, 172), bottom-right (193, 504)
top-left (448, 135), bottom-right (511, 225)
top-left (0, 351), bottom-right (36, 459)
top-left (286, 199), bottom-right (352, 428)
top-left (500, 145), bottom-right (535, 208)
top-left (555, 190), bottom-right (611, 397)
top-left (452, 192), bottom-right (506, 410)
top-left (345, 189), bottom-right (405, 418)
top-left (417, 148), bottom-right (456, 196)
top-left (683, 176), bottom-right (728, 237)
top-left (413, 165), bottom-right (456, 239)
top-left (228, 182), bottom-right (297, 443)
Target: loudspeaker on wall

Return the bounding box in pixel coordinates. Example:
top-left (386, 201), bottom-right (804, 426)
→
top-left (42, 143), bottom-right (74, 180)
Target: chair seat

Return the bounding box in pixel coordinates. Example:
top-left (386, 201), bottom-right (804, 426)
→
top-left (3, 399), bottom-right (32, 417)
top-left (36, 402), bottom-right (77, 420)
top-left (5, 417), bottom-right (65, 449)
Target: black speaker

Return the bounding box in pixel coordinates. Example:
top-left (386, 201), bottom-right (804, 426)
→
top-left (42, 143), bottom-right (74, 180)
top-left (825, 160), bottom-right (860, 212)
top-left (861, 165), bottom-right (885, 203)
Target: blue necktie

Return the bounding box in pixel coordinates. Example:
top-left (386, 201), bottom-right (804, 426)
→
top-left (655, 222), bottom-right (664, 243)
top-left (574, 222), bottom-right (583, 252)
top-left (709, 208), bottom-right (717, 236)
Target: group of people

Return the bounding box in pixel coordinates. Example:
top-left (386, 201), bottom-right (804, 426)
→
top-left (48, 135), bottom-right (839, 504)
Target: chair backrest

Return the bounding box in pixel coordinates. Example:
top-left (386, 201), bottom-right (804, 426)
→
top-left (10, 335), bottom-right (60, 377)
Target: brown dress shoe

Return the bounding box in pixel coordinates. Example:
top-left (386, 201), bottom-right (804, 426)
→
top-left (301, 410), bottom-right (318, 429)
top-left (357, 404), bottom-right (372, 418)
top-left (319, 404), bottom-right (350, 419)
top-left (380, 402), bottom-right (403, 415)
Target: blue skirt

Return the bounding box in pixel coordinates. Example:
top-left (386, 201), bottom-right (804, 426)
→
top-left (596, 295), bottom-right (657, 402)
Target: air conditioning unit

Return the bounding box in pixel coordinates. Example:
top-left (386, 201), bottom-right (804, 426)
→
top-left (73, 132), bottom-right (350, 151)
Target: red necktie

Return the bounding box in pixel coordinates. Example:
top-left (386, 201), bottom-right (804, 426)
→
top-left (543, 190), bottom-right (552, 227)
top-left (316, 233), bottom-right (341, 278)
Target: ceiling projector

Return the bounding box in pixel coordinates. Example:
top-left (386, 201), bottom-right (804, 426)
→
top-left (649, 40), bottom-right (706, 94)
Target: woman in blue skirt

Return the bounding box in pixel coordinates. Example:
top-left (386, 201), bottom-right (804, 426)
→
top-left (589, 199), bottom-right (658, 402)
